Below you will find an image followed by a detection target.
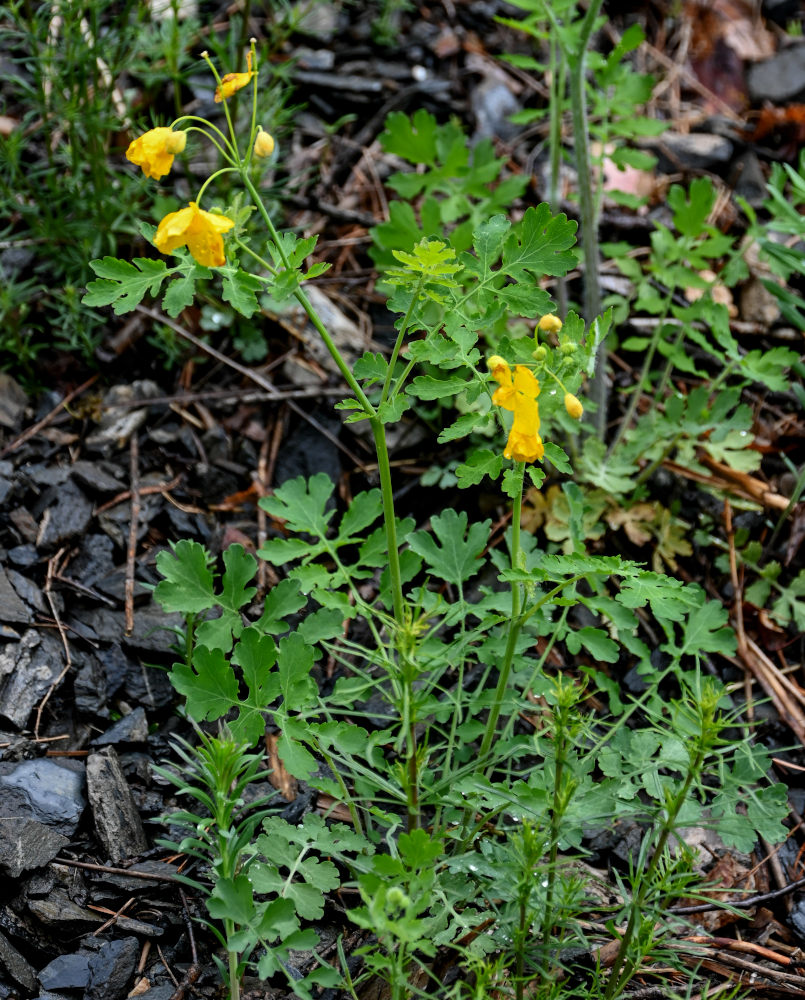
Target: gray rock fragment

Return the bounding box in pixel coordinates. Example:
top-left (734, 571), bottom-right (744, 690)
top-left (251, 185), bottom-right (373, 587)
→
top-left (38, 952), bottom-right (92, 991)
top-left (0, 630), bottom-right (64, 729)
top-left (650, 131), bottom-right (733, 173)
top-left (0, 566), bottom-right (33, 625)
top-left (0, 927), bottom-right (37, 992)
top-left (0, 758), bottom-right (86, 835)
top-left (91, 706), bottom-right (148, 746)
top-left (748, 44), bottom-right (805, 102)
top-left (86, 937), bottom-right (139, 1000)
top-left (86, 747), bottom-right (148, 861)
top-left (0, 817), bottom-right (69, 877)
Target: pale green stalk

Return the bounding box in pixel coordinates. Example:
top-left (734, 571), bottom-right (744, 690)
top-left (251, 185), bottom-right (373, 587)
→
top-left (476, 462), bottom-right (526, 768)
top-left (239, 173), bottom-right (405, 624)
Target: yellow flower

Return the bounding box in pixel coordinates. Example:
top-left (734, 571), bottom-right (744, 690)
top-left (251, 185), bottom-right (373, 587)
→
top-left (564, 393), bottom-right (584, 420)
top-left (154, 202), bottom-right (235, 268)
top-left (126, 127), bottom-right (187, 180)
top-left (253, 127), bottom-right (275, 159)
top-left (538, 314), bottom-right (563, 334)
top-left (215, 51), bottom-right (255, 102)
top-left (490, 360), bottom-right (544, 463)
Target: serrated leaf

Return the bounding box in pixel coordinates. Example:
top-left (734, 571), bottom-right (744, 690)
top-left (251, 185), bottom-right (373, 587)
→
top-left (668, 177), bottom-right (714, 238)
top-left (408, 375), bottom-right (468, 400)
top-left (259, 473), bottom-right (336, 538)
top-left (456, 449), bottom-right (503, 488)
top-left (566, 627), bottom-right (619, 662)
top-left (338, 489), bottom-right (383, 541)
top-left (83, 256), bottom-right (169, 315)
top-left (221, 266), bottom-right (264, 317)
top-left (505, 203), bottom-right (578, 279)
top-left (170, 645), bottom-right (239, 724)
top-left (155, 539), bottom-right (214, 614)
top-left (408, 509), bottom-right (490, 585)
top-left (278, 632), bottom-right (317, 710)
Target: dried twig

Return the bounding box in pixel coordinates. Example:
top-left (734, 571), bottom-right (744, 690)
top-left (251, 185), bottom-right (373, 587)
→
top-left (125, 434), bottom-right (140, 636)
top-left (35, 548), bottom-right (73, 739)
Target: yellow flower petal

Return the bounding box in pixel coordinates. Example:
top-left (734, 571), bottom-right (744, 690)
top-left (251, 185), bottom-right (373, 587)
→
top-left (126, 127), bottom-right (185, 180)
top-left (154, 202), bottom-right (235, 268)
top-left (215, 51), bottom-right (255, 102)
top-left (501, 366), bottom-right (544, 464)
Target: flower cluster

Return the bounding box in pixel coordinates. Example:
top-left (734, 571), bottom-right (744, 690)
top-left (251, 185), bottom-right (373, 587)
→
top-left (123, 49), bottom-right (273, 269)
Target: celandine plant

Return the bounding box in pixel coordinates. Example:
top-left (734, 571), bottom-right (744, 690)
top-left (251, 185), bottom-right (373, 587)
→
top-left (84, 46), bottom-right (789, 1000)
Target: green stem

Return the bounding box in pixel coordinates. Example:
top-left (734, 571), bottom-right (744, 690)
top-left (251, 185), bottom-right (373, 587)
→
top-left (381, 282), bottom-right (423, 405)
top-left (549, 35), bottom-right (568, 318)
top-left (607, 296), bottom-right (673, 457)
top-left (567, 0), bottom-right (606, 437)
top-left (604, 751), bottom-right (705, 1000)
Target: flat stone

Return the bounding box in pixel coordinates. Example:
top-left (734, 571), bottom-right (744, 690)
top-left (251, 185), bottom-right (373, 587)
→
top-left (6, 569), bottom-right (45, 615)
top-left (86, 937), bottom-right (139, 1000)
top-left (36, 479), bottom-right (93, 550)
top-left (650, 131), bottom-right (733, 173)
top-left (0, 630), bottom-right (63, 729)
top-left (0, 817), bottom-right (69, 877)
top-left (86, 747), bottom-right (148, 861)
top-left (91, 707), bottom-right (148, 746)
top-left (38, 952), bottom-right (91, 991)
top-left (0, 927), bottom-right (37, 992)
top-left (748, 44), bottom-right (805, 102)
top-left (0, 566), bottom-right (32, 625)
top-left (84, 381), bottom-right (161, 454)
top-left (69, 460), bottom-right (123, 495)
top-left (0, 759), bottom-right (86, 835)
top-left (7, 544), bottom-right (38, 568)
top-left (0, 460), bottom-right (14, 506)
top-left (28, 892), bottom-right (104, 929)
top-left (0, 374), bottom-right (27, 430)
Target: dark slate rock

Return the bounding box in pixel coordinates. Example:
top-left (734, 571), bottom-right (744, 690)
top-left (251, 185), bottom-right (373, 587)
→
top-left (129, 984), bottom-right (174, 1000)
top-left (68, 534), bottom-right (116, 588)
top-left (0, 630), bottom-right (63, 728)
top-left (0, 817), bottom-right (69, 877)
top-left (85, 937), bottom-right (139, 1000)
top-left (69, 460), bottom-right (123, 495)
top-left (731, 149), bottom-right (770, 207)
top-left (38, 953), bottom-right (91, 991)
top-left (0, 567), bottom-right (32, 625)
top-left (748, 44), bottom-right (805, 102)
top-left (0, 927), bottom-right (37, 993)
top-left (86, 747), bottom-right (148, 862)
top-left (0, 759), bottom-right (86, 835)
top-left (0, 462), bottom-right (14, 507)
top-left (36, 479), bottom-right (93, 550)
top-left (6, 569), bottom-right (45, 616)
top-left (91, 707), bottom-right (148, 746)
top-left (123, 606), bottom-right (185, 654)
top-left (73, 653), bottom-right (109, 718)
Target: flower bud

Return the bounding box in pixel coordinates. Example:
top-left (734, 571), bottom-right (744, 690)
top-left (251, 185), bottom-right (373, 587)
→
top-left (165, 130), bottom-right (187, 154)
top-left (538, 313), bottom-right (563, 334)
top-left (564, 393), bottom-right (584, 420)
top-left (560, 341), bottom-right (577, 356)
top-left (254, 128), bottom-right (275, 159)
top-left (531, 345), bottom-right (547, 362)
